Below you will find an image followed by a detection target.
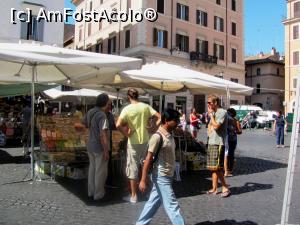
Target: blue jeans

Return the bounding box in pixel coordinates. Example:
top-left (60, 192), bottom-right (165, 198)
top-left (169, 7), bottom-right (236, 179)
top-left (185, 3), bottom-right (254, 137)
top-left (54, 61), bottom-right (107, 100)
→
top-left (276, 126), bottom-right (284, 145)
top-left (136, 174), bottom-right (185, 225)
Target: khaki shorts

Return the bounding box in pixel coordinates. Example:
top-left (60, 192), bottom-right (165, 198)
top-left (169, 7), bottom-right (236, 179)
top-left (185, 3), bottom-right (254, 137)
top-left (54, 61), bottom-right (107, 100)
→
top-left (126, 143), bottom-right (148, 180)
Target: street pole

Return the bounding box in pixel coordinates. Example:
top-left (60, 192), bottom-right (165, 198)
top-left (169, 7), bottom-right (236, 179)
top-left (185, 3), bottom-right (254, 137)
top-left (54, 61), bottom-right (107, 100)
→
top-left (280, 72), bottom-right (300, 225)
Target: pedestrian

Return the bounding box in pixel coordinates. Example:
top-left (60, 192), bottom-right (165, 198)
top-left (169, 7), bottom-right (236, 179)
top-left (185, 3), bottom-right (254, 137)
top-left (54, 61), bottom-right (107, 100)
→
top-left (189, 108), bottom-right (199, 139)
top-left (20, 101), bottom-right (31, 155)
top-left (74, 104), bottom-right (84, 120)
top-left (206, 95), bottom-right (230, 197)
top-left (273, 111), bottom-right (285, 148)
top-left (116, 88), bottom-right (161, 203)
top-left (136, 108), bottom-right (186, 225)
top-left (178, 109), bottom-right (187, 131)
top-left (224, 108), bottom-right (242, 177)
top-left (82, 93), bottom-right (110, 200)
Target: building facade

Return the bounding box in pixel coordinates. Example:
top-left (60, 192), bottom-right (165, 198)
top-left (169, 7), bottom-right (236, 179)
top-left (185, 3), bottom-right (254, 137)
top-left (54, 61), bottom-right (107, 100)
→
top-left (0, 0), bottom-right (64, 46)
top-left (245, 48), bottom-right (285, 111)
top-left (72, 0), bottom-right (245, 113)
top-left (283, 0), bottom-right (300, 113)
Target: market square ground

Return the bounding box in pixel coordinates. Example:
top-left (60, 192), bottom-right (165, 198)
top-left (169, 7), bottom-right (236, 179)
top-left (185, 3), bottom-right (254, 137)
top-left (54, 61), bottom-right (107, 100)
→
top-left (0, 129), bottom-right (300, 225)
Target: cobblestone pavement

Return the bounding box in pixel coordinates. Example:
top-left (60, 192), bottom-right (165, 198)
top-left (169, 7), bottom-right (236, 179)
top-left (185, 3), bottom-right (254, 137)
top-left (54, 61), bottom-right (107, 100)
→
top-left (0, 129), bottom-right (299, 225)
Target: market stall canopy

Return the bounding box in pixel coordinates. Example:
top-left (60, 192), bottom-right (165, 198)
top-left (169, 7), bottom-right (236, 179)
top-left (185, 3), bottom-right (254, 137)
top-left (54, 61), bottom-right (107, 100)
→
top-left (44, 88), bottom-right (118, 104)
top-left (0, 43), bottom-right (142, 83)
top-left (121, 61), bottom-right (253, 96)
top-left (0, 83), bottom-right (57, 97)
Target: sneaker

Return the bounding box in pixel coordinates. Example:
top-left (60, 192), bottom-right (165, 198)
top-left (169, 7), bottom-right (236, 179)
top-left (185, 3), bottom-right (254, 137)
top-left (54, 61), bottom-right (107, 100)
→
top-left (122, 194), bottom-right (138, 204)
top-left (276, 145), bottom-right (280, 148)
top-left (281, 145), bottom-right (285, 148)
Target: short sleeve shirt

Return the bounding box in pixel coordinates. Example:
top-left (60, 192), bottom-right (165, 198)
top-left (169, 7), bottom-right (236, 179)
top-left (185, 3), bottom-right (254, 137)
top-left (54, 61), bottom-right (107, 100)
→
top-left (148, 127), bottom-right (176, 177)
top-left (208, 108), bottom-right (227, 146)
top-left (83, 107), bottom-right (109, 153)
top-left (119, 102), bottom-right (157, 145)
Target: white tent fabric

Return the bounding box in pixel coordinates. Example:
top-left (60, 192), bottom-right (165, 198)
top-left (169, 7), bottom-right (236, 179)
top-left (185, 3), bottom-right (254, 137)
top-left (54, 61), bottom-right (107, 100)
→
top-left (121, 61), bottom-right (253, 96)
top-left (0, 42), bottom-right (142, 180)
top-left (44, 88), bottom-right (117, 104)
top-left (0, 43), bottom-right (142, 83)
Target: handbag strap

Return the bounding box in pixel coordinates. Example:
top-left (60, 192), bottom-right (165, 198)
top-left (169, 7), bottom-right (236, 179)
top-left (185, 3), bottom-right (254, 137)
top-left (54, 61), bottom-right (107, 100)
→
top-left (152, 132), bottom-right (163, 164)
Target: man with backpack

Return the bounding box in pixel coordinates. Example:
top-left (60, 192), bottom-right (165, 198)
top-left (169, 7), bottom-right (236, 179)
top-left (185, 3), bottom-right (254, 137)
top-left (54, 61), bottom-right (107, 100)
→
top-left (136, 108), bottom-right (185, 225)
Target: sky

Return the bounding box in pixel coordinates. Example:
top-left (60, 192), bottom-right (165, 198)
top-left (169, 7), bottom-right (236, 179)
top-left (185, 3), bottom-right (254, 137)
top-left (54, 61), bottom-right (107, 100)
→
top-left (64, 0), bottom-right (286, 57)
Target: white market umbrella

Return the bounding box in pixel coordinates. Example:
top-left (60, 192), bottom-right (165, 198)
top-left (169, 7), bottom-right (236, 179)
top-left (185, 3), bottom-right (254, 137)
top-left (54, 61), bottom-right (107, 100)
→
top-left (0, 42), bottom-right (142, 180)
top-left (122, 61), bottom-right (253, 112)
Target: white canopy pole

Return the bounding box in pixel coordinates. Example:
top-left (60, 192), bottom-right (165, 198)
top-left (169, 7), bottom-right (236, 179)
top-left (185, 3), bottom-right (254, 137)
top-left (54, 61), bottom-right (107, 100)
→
top-left (30, 64), bottom-right (35, 180)
top-left (280, 72), bottom-right (300, 225)
top-left (159, 81), bottom-right (164, 113)
top-left (226, 85), bottom-right (230, 108)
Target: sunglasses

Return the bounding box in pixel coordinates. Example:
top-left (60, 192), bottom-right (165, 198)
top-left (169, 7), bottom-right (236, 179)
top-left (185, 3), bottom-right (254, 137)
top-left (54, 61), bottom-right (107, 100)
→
top-left (207, 102), bottom-right (212, 104)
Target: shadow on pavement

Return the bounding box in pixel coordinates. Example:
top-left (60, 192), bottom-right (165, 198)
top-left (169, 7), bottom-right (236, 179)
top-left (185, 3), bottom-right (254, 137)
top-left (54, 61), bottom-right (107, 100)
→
top-left (195, 220), bottom-right (258, 225)
top-left (230, 182), bottom-right (273, 196)
top-left (234, 156), bottom-right (287, 176)
top-left (0, 149), bottom-right (29, 164)
top-left (55, 176), bottom-right (128, 207)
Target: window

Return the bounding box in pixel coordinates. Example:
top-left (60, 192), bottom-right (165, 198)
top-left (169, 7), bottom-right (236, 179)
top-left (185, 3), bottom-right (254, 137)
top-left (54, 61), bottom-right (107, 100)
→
top-left (110, 8), bottom-right (117, 24)
top-left (232, 48), bottom-right (237, 63)
top-left (20, 14), bottom-right (44, 42)
top-left (196, 10), bottom-right (208, 27)
top-left (230, 78), bottom-right (238, 83)
top-left (153, 28), bottom-right (168, 48)
top-left (232, 22), bottom-right (236, 36)
top-left (213, 43), bottom-right (224, 60)
top-left (294, 2), bottom-right (300, 18)
top-left (89, 1), bottom-right (93, 11)
top-left (277, 68), bottom-right (280, 75)
top-left (216, 0), bottom-right (221, 5)
top-left (214, 16), bottom-right (224, 32)
top-left (256, 84), bottom-right (261, 94)
top-left (293, 25), bottom-right (299, 39)
top-left (157, 0), bottom-right (164, 14)
top-left (293, 51), bottom-right (299, 65)
top-left (100, 0), bottom-right (103, 4)
top-left (99, 21), bottom-right (102, 30)
top-left (95, 42), bottom-right (103, 53)
top-left (232, 0), bottom-right (236, 11)
top-left (196, 39), bottom-right (208, 55)
top-left (176, 34), bottom-right (189, 52)
top-left (108, 36), bottom-right (116, 54)
top-left (177, 3), bottom-right (189, 21)
top-left (88, 23), bottom-right (91, 36)
top-left (257, 68), bottom-right (261, 75)
top-left (293, 78), bottom-right (298, 89)
top-left (230, 100), bottom-right (238, 105)
top-left (125, 30), bottom-right (130, 48)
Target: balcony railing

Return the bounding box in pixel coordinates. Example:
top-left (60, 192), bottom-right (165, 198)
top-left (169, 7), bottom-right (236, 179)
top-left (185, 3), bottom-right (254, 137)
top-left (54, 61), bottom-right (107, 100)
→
top-left (190, 52), bottom-right (218, 64)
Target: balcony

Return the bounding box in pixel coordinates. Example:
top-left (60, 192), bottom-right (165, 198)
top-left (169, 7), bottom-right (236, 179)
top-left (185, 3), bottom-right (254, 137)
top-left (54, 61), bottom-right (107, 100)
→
top-left (190, 52), bottom-right (218, 64)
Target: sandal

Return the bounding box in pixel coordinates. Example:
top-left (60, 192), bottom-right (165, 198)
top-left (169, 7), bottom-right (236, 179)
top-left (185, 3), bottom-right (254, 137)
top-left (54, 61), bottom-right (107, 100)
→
top-left (206, 190), bottom-right (218, 195)
top-left (221, 190), bottom-right (231, 198)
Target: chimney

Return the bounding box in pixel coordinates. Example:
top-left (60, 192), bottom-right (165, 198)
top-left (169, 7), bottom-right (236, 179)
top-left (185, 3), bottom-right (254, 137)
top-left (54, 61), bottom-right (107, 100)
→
top-left (271, 47), bottom-right (276, 55)
top-left (259, 52), bottom-right (264, 58)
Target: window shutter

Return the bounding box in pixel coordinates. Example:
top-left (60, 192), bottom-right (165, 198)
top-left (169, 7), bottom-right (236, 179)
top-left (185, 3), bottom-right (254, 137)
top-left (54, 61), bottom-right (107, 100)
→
top-left (220, 18), bottom-right (224, 32)
top-left (196, 10), bottom-right (200, 24)
top-left (214, 16), bottom-right (217, 30)
top-left (163, 30), bottom-right (168, 48)
top-left (176, 34), bottom-right (180, 50)
top-left (220, 45), bottom-right (224, 60)
top-left (185, 36), bottom-right (189, 52)
top-left (36, 18), bottom-right (44, 42)
top-left (108, 39), bottom-right (111, 53)
top-left (177, 3), bottom-right (181, 18)
top-left (204, 41), bottom-right (208, 55)
top-left (214, 43), bottom-right (217, 57)
top-left (153, 28), bottom-right (158, 46)
top-left (20, 14), bottom-right (28, 40)
top-left (113, 37), bottom-right (116, 53)
top-left (185, 6), bottom-right (189, 21)
top-left (204, 12), bottom-right (208, 26)
top-left (125, 30), bottom-right (130, 48)
top-left (196, 39), bottom-right (199, 52)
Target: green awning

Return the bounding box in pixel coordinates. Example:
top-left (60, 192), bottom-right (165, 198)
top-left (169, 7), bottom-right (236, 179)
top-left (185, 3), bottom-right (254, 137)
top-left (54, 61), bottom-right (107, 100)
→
top-left (0, 83), bottom-right (58, 97)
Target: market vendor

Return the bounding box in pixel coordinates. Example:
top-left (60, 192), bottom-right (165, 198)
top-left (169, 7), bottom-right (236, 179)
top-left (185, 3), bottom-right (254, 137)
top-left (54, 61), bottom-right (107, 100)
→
top-left (82, 93), bottom-right (110, 201)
